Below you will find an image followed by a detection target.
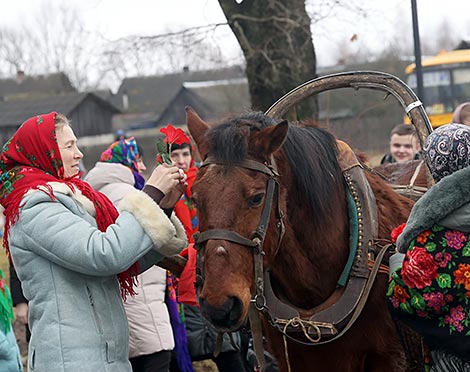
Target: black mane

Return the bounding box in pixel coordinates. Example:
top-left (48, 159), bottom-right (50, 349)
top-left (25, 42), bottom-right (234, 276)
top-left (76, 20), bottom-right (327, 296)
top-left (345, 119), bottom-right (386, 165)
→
top-left (205, 112), bottom-right (345, 222)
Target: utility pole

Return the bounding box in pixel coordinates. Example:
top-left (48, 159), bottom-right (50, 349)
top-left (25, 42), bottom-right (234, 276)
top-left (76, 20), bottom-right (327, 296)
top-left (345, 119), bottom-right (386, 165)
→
top-left (411, 0), bottom-right (424, 102)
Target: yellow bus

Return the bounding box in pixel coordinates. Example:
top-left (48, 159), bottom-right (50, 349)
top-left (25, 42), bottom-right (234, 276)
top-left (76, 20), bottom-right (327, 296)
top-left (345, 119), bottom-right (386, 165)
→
top-left (405, 49), bottom-right (470, 127)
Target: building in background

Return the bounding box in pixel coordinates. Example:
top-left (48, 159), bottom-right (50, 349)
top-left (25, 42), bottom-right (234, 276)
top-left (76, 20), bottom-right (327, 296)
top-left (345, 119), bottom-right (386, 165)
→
top-left (0, 92), bottom-right (120, 145)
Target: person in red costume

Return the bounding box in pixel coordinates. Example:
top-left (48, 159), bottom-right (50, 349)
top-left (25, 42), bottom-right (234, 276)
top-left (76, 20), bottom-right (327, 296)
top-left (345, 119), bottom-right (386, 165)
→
top-left (157, 124), bottom-right (198, 306)
top-left (158, 125), bottom-right (248, 372)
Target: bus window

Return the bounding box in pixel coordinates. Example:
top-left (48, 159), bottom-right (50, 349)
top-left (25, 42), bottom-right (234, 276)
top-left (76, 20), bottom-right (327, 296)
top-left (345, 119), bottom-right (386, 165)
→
top-left (405, 49), bottom-right (470, 127)
top-left (453, 68), bottom-right (470, 105)
top-left (407, 70), bottom-right (453, 114)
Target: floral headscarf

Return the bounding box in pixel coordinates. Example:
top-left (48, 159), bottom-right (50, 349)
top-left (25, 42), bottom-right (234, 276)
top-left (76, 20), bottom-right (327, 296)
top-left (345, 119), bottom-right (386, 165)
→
top-left (99, 137), bottom-right (145, 190)
top-left (423, 123), bottom-right (470, 182)
top-left (0, 113), bottom-right (139, 298)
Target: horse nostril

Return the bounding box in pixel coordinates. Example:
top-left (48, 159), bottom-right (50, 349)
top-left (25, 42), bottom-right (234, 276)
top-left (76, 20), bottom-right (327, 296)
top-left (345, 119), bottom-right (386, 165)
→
top-left (228, 296), bottom-right (243, 322)
top-left (200, 295), bottom-right (244, 330)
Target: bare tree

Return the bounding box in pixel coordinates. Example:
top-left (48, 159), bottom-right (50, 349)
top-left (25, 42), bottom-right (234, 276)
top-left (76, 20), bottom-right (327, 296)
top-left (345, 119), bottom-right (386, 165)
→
top-left (218, 0), bottom-right (317, 115)
top-left (0, 3), bottom-right (238, 92)
top-left (101, 24), bottom-right (236, 89)
top-left (0, 3), bottom-right (107, 90)
top-left (429, 19), bottom-right (460, 54)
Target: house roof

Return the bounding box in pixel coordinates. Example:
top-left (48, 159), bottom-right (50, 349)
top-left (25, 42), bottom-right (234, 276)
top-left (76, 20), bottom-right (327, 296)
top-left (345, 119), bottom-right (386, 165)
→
top-left (0, 92), bottom-right (120, 127)
top-left (133, 77), bottom-right (251, 129)
top-left (0, 72), bottom-right (76, 100)
top-left (150, 87), bottom-right (216, 128)
top-left (455, 40), bottom-right (470, 50)
top-left (185, 77), bottom-right (250, 116)
top-left (114, 65), bottom-right (247, 114)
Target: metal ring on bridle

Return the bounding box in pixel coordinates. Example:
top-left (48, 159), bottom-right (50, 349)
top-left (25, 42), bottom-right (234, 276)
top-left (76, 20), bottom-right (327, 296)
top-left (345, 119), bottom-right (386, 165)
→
top-left (252, 294), bottom-right (267, 310)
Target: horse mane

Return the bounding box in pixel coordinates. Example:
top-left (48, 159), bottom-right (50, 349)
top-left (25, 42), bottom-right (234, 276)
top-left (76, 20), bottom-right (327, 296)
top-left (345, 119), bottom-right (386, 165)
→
top-left (206, 112), bottom-right (345, 227)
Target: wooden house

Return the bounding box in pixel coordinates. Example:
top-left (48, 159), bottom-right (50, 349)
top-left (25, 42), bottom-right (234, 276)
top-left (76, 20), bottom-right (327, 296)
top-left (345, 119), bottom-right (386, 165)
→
top-left (0, 92), bottom-right (120, 145)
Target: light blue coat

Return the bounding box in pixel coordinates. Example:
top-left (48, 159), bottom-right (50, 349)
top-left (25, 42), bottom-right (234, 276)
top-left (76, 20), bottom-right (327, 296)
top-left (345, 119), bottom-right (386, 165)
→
top-left (0, 327), bottom-right (23, 372)
top-left (8, 183), bottom-right (186, 372)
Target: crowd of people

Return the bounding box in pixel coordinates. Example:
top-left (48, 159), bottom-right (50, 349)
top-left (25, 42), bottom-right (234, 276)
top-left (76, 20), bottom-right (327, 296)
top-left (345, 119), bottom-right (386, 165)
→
top-left (1, 101), bottom-right (470, 371)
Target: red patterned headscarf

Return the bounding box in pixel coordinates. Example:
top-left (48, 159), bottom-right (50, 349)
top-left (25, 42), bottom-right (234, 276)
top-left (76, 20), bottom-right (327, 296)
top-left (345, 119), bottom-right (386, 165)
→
top-left (0, 112), bottom-right (138, 298)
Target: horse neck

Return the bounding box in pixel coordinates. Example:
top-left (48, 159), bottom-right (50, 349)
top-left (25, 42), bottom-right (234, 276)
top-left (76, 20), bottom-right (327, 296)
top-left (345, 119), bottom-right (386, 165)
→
top-left (266, 151), bottom-right (350, 309)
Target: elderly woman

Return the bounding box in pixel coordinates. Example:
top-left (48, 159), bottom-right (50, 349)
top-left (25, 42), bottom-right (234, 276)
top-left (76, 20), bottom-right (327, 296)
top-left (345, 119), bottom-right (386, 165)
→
top-left (388, 124), bottom-right (470, 371)
top-left (0, 112), bottom-right (187, 372)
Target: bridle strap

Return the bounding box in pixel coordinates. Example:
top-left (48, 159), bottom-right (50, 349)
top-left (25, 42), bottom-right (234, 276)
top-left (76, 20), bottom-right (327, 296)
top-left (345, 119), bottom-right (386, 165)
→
top-left (195, 155), bottom-right (283, 372)
top-left (195, 229), bottom-right (259, 249)
top-left (255, 177), bottom-right (278, 243)
top-left (201, 157), bottom-right (278, 178)
top-left (195, 157), bottom-right (281, 255)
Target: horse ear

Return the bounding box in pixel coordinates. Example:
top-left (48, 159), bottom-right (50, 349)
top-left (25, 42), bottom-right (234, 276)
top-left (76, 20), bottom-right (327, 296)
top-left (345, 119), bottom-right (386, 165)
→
top-left (251, 120), bottom-right (289, 158)
top-left (186, 106), bottom-right (209, 159)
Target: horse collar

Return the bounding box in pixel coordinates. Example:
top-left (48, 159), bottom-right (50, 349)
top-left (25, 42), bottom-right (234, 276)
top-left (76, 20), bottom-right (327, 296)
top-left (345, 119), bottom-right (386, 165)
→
top-left (257, 141), bottom-right (387, 347)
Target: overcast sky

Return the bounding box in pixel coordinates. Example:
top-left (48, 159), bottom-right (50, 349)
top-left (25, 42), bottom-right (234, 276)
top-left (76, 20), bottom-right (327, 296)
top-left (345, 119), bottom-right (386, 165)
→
top-left (2, 0), bottom-right (470, 67)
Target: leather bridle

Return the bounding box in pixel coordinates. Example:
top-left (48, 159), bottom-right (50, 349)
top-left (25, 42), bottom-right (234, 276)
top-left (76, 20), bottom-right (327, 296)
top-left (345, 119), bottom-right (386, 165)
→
top-left (193, 155), bottom-right (285, 309)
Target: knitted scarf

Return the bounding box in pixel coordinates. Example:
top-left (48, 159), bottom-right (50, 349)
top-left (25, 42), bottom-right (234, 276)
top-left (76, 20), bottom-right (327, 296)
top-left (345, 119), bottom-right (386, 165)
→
top-left (0, 112), bottom-right (139, 299)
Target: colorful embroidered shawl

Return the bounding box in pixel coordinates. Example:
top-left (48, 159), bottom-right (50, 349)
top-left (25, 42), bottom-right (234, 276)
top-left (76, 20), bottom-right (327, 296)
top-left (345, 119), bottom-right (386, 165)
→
top-left (389, 225), bottom-right (470, 361)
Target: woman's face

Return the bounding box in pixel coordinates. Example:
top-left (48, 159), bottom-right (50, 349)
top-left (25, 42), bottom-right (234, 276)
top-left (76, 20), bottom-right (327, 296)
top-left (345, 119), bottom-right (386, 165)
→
top-left (136, 157), bottom-right (147, 173)
top-left (56, 125), bottom-right (83, 178)
top-left (170, 147), bottom-right (192, 172)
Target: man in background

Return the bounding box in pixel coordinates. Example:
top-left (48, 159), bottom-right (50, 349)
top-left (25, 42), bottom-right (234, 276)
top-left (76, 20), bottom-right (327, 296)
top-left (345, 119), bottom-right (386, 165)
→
top-left (381, 123), bottom-right (421, 164)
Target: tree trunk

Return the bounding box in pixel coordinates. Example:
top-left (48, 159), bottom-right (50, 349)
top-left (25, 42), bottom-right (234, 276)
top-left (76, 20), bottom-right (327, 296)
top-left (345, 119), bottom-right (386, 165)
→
top-left (218, 0), bottom-right (317, 118)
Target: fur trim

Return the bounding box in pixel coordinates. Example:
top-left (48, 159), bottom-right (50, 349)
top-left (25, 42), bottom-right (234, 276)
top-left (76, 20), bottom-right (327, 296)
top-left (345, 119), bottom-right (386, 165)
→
top-left (25, 182), bottom-right (96, 216)
top-left (119, 191), bottom-right (187, 256)
top-left (397, 166), bottom-right (470, 252)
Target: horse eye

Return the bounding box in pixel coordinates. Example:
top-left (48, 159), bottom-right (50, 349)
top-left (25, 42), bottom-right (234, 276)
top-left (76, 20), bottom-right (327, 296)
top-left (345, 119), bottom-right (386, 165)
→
top-left (249, 193), bottom-right (265, 207)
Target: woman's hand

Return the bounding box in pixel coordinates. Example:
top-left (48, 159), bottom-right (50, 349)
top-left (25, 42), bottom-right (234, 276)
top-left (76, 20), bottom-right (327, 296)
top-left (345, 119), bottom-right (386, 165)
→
top-left (159, 180), bottom-right (187, 209)
top-left (14, 302), bottom-right (28, 325)
top-left (146, 163), bottom-right (183, 195)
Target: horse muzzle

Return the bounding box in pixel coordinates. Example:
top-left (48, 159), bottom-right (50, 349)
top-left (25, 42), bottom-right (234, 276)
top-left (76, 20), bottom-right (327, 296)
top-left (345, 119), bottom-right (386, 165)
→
top-left (199, 295), bottom-right (245, 331)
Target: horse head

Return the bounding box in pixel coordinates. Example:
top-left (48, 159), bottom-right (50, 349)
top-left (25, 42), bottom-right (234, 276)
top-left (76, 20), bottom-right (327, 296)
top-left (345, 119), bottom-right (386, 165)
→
top-left (186, 107), bottom-right (289, 331)
top-left (186, 106), bottom-right (352, 332)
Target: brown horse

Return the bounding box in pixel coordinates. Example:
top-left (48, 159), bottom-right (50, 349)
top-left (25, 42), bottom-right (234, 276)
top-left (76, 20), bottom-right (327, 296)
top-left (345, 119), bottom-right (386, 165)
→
top-left (374, 160), bottom-right (428, 201)
top-left (186, 107), bottom-right (416, 372)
